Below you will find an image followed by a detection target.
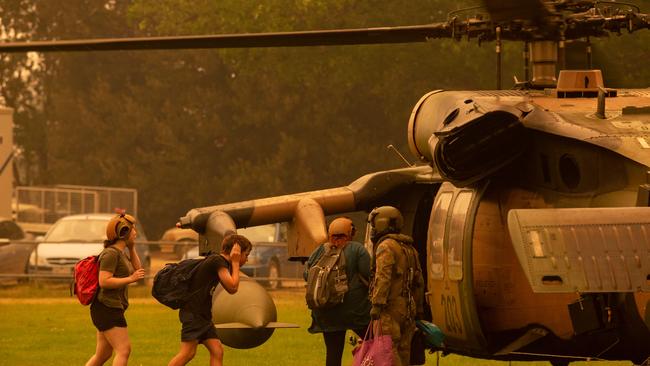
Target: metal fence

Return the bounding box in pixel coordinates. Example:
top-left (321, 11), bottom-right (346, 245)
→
top-left (54, 185), bottom-right (138, 217)
top-left (14, 185), bottom-right (138, 234)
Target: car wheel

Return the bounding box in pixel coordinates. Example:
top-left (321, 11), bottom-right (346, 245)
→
top-left (267, 260), bottom-right (281, 290)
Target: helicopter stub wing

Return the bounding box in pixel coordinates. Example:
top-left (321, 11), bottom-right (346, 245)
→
top-left (179, 165), bottom-right (439, 257)
top-left (507, 207), bottom-right (650, 294)
top-left (214, 322), bottom-right (299, 329)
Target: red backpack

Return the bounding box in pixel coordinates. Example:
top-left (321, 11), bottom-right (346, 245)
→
top-left (73, 255), bottom-right (100, 305)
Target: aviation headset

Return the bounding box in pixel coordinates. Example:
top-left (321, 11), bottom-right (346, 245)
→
top-left (368, 206), bottom-right (403, 238)
top-left (328, 217), bottom-right (356, 238)
top-left (106, 213), bottom-right (136, 243)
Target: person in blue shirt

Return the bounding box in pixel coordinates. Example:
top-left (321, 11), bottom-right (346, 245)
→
top-left (304, 217), bottom-right (371, 366)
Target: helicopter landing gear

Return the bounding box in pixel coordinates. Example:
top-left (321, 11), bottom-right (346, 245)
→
top-left (266, 260), bottom-right (281, 290)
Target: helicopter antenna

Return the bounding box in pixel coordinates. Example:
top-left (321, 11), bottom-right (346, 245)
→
top-left (496, 26), bottom-right (502, 90)
top-left (596, 86), bottom-right (607, 119)
top-left (387, 144), bottom-right (414, 167)
top-left (586, 37), bottom-right (592, 69)
top-left (558, 26), bottom-right (566, 71)
top-left (523, 41), bottom-right (530, 82)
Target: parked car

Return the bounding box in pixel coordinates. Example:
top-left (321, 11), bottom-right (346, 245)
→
top-left (0, 218), bottom-right (26, 241)
top-left (28, 213), bottom-right (151, 283)
top-left (0, 218), bottom-right (35, 285)
top-left (160, 227), bottom-right (199, 258)
top-left (182, 223), bottom-right (303, 289)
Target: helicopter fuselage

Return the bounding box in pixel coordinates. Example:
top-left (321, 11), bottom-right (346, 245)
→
top-left (181, 83), bottom-right (650, 363)
top-left (408, 86), bottom-right (650, 362)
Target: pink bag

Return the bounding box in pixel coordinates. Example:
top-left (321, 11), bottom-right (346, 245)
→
top-left (352, 321), bottom-right (393, 366)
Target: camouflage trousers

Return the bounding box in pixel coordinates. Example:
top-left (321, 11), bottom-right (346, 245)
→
top-left (378, 306), bottom-right (416, 366)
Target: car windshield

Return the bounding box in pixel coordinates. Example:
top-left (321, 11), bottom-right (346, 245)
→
top-left (44, 219), bottom-right (107, 242)
top-left (238, 224), bottom-right (275, 242)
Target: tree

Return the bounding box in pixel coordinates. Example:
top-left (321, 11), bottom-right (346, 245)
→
top-left (1, 0), bottom-right (648, 238)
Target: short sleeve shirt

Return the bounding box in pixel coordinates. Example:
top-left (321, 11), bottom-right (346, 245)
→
top-left (97, 246), bottom-right (133, 309)
top-left (181, 254), bottom-right (231, 321)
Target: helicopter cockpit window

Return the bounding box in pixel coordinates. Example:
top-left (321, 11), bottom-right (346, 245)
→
top-left (448, 191), bottom-right (473, 281)
top-left (428, 192), bottom-right (452, 280)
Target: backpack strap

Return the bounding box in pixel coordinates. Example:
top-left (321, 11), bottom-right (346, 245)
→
top-left (398, 241), bottom-right (417, 319)
top-left (337, 245), bottom-right (346, 271)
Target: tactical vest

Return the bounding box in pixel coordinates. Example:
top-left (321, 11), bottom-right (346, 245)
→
top-left (370, 233), bottom-right (421, 319)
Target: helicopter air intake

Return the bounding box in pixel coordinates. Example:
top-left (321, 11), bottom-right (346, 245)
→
top-left (408, 91), bottom-right (528, 187)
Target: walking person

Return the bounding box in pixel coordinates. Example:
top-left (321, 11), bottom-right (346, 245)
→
top-left (86, 213), bottom-right (145, 366)
top-left (168, 234), bottom-right (252, 366)
top-left (367, 206), bottom-right (424, 366)
top-left (304, 217), bottom-right (371, 366)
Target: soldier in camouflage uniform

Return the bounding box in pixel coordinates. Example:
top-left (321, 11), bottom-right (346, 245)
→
top-left (368, 206), bottom-right (424, 366)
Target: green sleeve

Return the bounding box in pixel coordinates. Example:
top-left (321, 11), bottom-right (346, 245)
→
top-left (99, 249), bottom-right (119, 273)
top-left (355, 243), bottom-right (371, 280)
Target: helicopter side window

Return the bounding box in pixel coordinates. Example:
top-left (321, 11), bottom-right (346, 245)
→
top-left (428, 192), bottom-right (452, 280)
top-left (448, 191), bottom-right (473, 281)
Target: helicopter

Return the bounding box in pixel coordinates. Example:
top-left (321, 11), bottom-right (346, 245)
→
top-left (1, 0), bottom-right (649, 364)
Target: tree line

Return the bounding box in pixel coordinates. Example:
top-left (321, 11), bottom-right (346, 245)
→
top-left (1, 0), bottom-right (648, 238)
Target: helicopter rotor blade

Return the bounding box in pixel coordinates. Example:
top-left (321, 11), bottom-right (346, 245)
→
top-left (0, 5), bottom-right (646, 54)
top-left (0, 23), bottom-right (451, 53)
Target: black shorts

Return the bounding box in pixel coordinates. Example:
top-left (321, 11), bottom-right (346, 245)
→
top-left (179, 309), bottom-right (218, 342)
top-left (90, 300), bottom-right (127, 331)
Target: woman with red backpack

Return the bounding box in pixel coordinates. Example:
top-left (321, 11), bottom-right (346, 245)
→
top-left (85, 213), bottom-right (145, 366)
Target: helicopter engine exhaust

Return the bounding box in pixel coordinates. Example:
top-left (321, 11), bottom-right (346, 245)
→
top-left (408, 91), bottom-right (528, 187)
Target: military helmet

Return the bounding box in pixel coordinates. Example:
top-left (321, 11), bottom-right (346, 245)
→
top-left (328, 217), bottom-right (355, 237)
top-left (106, 213), bottom-right (136, 242)
top-left (368, 206), bottom-right (403, 236)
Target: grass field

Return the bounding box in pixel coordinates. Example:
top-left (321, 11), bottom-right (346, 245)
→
top-left (0, 283), bottom-right (633, 365)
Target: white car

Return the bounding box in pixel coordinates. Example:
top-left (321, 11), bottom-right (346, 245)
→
top-left (28, 213), bottom-right (150, 281)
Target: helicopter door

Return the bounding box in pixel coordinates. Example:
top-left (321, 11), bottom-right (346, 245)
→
top-left (427, 181), bottom-right (487, 351)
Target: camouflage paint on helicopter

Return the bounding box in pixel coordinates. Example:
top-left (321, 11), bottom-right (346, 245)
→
top-left (180, 77), bottom-right (650, 363)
